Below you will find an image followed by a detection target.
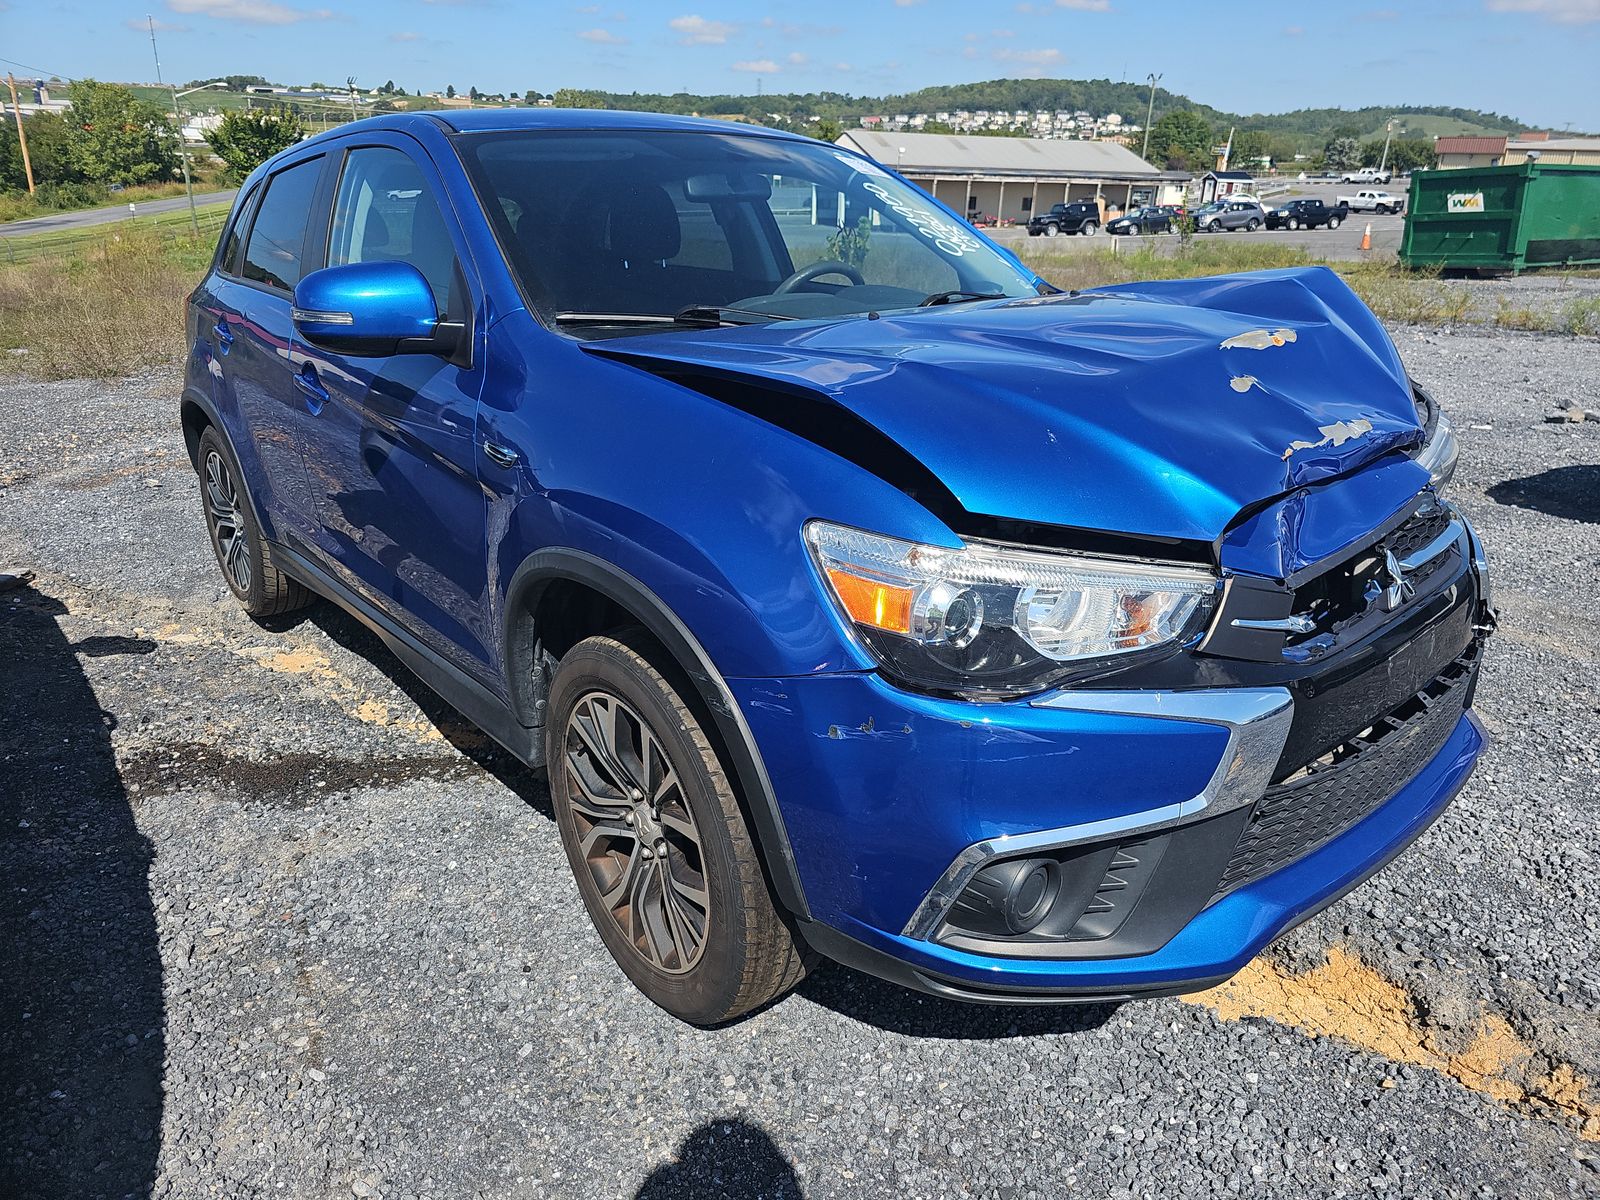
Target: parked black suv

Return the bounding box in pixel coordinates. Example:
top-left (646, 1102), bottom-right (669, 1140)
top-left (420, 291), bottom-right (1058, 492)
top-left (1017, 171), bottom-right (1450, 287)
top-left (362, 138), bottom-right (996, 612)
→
top-left (1026, 201), bottom-right (1101, 237)
top-left (1265, 199), bottom-right (1348, 231)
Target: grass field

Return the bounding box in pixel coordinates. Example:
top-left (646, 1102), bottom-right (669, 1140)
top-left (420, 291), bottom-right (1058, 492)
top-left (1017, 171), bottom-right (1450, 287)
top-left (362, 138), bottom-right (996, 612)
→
top-left (0, 226), bottom-right (1593, 382)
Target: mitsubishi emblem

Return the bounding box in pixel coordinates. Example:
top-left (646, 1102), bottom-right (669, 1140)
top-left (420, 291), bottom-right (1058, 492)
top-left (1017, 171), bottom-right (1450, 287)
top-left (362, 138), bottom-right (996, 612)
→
top-left (1382, 548), bottom-right (1414, 612)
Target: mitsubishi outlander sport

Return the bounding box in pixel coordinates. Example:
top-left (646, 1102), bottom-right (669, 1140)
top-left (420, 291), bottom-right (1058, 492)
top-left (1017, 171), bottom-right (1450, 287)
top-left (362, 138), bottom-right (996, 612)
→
top-left (182, 111), bottom-right (1492, 1025)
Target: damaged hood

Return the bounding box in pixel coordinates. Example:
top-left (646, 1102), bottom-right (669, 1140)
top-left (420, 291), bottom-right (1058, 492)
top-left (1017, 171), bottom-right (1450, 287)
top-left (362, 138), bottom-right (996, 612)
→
top-left (586, 266), bottom-right (1426, 544)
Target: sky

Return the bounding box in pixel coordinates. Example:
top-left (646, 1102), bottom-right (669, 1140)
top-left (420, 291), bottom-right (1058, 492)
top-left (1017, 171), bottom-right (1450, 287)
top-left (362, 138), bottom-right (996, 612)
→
top-left (2, 0), bottom-right (1595, 129)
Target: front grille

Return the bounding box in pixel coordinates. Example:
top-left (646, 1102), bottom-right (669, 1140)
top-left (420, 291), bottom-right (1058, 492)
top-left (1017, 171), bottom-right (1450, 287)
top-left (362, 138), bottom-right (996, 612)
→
top-left (1212, 641), bottom-right (1480, 900)
top-left (1284, 502), bottom-right (1457, 653)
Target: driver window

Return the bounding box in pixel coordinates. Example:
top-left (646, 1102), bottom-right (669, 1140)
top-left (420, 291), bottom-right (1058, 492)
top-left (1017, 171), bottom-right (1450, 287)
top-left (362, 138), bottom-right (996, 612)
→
top-left (328, 147), bottom-right (456, 315)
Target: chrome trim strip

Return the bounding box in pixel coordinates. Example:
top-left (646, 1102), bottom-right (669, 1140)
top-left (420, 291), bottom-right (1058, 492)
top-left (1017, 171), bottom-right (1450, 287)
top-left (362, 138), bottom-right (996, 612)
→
top-left (899, 687), bottom-right (1294, 941)
top-left (1230, 614), bottom-right (1317, 633)
top-left (1398, 519), bottom-right (1465, 573)
top-left (291, 308), bottom-right (354, 326)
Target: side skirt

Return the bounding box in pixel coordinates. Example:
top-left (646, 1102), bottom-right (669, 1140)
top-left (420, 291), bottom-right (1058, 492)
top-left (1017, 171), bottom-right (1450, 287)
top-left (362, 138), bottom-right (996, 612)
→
top-left (267, 541), bottom-right (544, 768)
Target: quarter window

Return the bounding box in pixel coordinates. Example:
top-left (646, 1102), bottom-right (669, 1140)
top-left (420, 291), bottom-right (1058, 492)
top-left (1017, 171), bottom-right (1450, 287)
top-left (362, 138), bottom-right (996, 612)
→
top-left (241, 156), bottom-right (323, 292)
top-left (327, 147), bottom-right (456, 314)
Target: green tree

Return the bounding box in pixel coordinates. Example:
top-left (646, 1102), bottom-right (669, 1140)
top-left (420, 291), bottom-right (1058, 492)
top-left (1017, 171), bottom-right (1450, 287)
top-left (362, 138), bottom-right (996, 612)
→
top-left (206, 108), bottom-right (306, 181)
top-left (382, 79), bottom-right (396, 95)
top-left (1145, 109), bottom-right (1213, 170)
top-left (1324, 136), bottom-right (1361, 171)
top-left (0, 111), bottom-right (81, 188)
top-left (1230, 129), bottom-right (1272, 167)
top-left (811, 116), bottom-right (842, 142)
top-left (445, 84), bottom-right (456, 99)
top-left (552, 88), bottom-right (611, 109)
top-left (469, 86), bottom-right (481, 101)
top-left (63, 79), bottom-right (180, 186)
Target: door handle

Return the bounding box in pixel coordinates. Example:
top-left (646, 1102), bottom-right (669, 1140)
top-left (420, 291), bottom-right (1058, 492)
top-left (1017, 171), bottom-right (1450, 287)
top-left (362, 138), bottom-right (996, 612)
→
top-left (482, 441), bottom-right (520, 470)
top-left (293, 364), bottom-right (329, 413)
top-left (212, 318), bottom-right (234, 354)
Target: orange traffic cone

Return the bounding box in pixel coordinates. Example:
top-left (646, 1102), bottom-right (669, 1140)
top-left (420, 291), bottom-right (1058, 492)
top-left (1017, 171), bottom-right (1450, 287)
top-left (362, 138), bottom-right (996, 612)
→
top-left (1360, 223), bottom-right (1372, 252)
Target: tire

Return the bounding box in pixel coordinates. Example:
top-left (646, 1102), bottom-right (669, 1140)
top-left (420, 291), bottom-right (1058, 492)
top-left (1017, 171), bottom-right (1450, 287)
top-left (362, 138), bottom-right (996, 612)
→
top-left (195, 426), bottom-right (310, 617)
top-left (1328, 215), bottom-right (1342, 229)
top-left (1081, 222), bottom-right (1098, 236)
top-left (1246, 218), bottom-right (1260, 231)
top-left (1206, 220), bottom-right (1221, 232)
top-left (546, 632), bottom-right (808, 1025)
top-left (1045, 223), bottom-right (1059, 237)
top-left (1286, 217), bottom-right (1299, 231)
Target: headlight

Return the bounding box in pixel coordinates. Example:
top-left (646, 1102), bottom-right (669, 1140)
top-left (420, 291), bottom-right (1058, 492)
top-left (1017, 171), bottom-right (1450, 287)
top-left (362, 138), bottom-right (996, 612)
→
top-left (1411, 384), bottom-right (1459, 489)
top-left (806, 521), bottom-right (1218, 694)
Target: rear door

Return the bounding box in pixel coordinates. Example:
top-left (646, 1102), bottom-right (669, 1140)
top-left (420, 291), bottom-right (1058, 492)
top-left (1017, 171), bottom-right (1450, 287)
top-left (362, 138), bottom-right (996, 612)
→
top-left (289, 135), bottom-right (495, 682)
top-left (206, 154), bottom-right (329, 545)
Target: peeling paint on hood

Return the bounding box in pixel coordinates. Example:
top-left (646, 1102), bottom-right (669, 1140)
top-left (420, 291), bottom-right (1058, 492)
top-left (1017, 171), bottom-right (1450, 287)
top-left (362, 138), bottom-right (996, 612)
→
top-left (586, 266), bottom-right (1425, 545)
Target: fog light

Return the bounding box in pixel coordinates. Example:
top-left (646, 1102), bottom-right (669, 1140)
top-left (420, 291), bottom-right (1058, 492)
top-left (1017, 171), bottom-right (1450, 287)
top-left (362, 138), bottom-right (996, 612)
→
top-left (962, 857), bottom-right (1062, 935)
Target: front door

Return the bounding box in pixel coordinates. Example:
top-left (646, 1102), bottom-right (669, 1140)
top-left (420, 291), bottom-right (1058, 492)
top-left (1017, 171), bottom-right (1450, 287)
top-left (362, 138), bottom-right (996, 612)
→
top-left (290, 138), bottom-right (495, 683)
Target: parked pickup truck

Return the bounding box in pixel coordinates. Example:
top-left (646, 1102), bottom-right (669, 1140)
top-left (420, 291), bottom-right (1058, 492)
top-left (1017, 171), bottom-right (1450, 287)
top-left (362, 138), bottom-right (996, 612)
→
top-left (1338, 189), bottom-right (1406, 214)
top-left (1340, 167), bottom-right (1392, 185)
top-left (1264, 199), bottom-right (1348, 230)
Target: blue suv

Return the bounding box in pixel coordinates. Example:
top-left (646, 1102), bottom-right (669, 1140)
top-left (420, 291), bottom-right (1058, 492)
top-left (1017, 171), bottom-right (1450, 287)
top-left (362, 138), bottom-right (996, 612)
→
top-left (182, 110), bottom-right (1492, 1025)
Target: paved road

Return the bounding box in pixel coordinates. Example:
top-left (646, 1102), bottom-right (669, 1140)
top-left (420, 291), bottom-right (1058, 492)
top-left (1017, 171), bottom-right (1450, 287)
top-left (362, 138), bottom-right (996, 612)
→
top-left (1, 320), bottom-right (1597, 1198)
top-left (0, 190), bottom-right (237, 238)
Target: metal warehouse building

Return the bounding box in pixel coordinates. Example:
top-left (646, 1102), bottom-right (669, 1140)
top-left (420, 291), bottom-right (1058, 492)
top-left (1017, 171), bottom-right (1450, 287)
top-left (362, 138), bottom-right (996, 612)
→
top-left (836, 130), bottom-right (1190, 224)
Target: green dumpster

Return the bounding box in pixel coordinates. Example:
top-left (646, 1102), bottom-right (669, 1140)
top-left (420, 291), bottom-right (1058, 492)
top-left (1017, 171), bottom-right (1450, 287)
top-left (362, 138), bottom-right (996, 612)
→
top-left (1400, 162), bottom-right (1600, 273)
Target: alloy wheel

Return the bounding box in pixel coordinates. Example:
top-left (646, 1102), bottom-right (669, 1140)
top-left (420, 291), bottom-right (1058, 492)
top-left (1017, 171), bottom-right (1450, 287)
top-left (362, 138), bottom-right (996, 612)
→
top-left (203, 449), bottom-right (252, 594)
top-left (562, 690), bottom-right (711, 974)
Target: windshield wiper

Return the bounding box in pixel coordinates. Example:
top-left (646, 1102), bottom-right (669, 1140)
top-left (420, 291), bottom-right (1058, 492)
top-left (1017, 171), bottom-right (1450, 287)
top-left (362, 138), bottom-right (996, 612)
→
top-left (673, 304), bottom-right (798, 327)
top-left (554, 312), bottom-right (680, 325)
top-left (917, 289), bottom-right (1008, 308)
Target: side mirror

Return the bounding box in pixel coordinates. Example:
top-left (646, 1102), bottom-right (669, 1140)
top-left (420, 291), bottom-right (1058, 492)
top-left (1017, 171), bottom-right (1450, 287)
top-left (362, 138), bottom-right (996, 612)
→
top-left (292, 261), bottom-right (448, 357)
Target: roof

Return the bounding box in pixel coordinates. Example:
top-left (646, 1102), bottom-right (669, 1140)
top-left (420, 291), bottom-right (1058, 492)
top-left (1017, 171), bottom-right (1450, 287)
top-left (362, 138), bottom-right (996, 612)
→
top-left (429, 107), bottom-right (800, 138)
top-left (1204, 170), bottom-right (1254, 181)
top-left (1510, 137), bottom-right (1600, 152)
top-left (1434, 136), bottom-right (1508, 156)
top-left (836, 129), bottom-right (1173, 180)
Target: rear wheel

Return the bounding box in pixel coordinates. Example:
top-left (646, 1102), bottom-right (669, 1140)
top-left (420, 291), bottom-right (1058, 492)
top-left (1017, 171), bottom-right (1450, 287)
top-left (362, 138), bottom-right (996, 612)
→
top-left (1081, 222), bottom-right (1098, 236)
top-left (547, 632), bottom-right (808, 1025)
top-left (1246, 218), bottom-right (1260, 231)
top-left (1328, 215), bottom-right (1342, 229)
top-left (195, 426), bottom-right (309, 617)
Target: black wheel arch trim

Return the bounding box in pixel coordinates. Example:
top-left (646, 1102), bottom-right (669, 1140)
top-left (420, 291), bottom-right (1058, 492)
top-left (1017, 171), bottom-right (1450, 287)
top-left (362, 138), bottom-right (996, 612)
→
top-left (180, 386), bottom-right (274, 546)
top-left (504, 548), bottom-right (811, 921)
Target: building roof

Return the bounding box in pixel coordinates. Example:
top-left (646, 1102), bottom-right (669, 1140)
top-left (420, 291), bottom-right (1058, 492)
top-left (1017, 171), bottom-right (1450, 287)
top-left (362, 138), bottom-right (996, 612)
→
top-left (837, 129), bottom-right (1175, 180)
top-left (1434, 136), bottom-right (1508, 156)
top-left (1204, 170), bottom-right (1254, 181)
top-left (1509, 137), bottom-right (1600, 152)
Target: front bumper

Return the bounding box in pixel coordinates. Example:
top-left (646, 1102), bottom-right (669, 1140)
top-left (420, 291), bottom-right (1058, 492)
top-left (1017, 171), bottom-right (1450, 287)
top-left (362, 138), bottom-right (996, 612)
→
top-left (733, 513), bottom-right (1491, 1002)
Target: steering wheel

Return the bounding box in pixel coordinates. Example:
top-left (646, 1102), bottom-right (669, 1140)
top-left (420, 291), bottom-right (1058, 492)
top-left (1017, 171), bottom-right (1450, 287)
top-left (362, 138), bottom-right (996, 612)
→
top-left (774, 259), bottom-right (866, 294)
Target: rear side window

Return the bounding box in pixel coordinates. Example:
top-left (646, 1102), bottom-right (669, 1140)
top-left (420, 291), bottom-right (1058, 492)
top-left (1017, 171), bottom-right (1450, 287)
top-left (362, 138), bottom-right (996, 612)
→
top-left (218, 184), bottom-right (259, 276)
top-left (241, 156), bottom-right (324, 292)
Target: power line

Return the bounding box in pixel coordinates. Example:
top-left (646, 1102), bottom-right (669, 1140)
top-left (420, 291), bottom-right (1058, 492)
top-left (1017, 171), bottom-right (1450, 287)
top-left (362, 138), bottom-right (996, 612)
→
top-left (0, 55), bottom-right (75, 81)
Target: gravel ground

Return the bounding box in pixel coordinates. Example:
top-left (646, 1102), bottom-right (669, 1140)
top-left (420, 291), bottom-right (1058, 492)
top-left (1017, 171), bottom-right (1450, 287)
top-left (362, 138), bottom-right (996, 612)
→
top-left (2, 321), bottom-right (1599, 1200)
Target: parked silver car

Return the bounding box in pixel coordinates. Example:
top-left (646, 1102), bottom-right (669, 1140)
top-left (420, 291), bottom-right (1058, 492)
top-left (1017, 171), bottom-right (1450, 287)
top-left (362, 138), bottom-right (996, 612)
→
top-left (1195, 200), bottom-right (1265, 232)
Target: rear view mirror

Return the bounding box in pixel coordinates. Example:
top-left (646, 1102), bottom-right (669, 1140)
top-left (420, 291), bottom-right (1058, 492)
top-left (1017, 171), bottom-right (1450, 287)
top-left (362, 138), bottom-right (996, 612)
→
top-left (683, 172), bottom-right (773, 203)
top-left (292, 261), bottom-right (445, 357)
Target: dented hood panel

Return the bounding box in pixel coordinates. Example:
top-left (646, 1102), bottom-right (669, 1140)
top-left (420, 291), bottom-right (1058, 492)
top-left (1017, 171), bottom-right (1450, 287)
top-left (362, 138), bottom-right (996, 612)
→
top-left (587, 267), bottom-right (1425, 544)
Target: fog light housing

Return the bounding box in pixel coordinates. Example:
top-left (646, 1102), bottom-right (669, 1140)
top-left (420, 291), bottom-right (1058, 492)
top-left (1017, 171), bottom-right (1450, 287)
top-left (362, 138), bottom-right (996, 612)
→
top-left (952, 857), bottom-right (1062, 935)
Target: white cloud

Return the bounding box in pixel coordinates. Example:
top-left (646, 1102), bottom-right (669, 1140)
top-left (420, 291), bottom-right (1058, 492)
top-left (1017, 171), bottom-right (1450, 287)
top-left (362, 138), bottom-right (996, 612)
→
top-left (991, 46), bottom-right (1065, 76)
top-left (1055, 0), bottom-right (1110, 9)
top-left (732, 58), bottom-right (780, 72)
top-left (1282, 23), bottom-right (1305, 34)
top-left (1486, 0), bottom-right (1600, 20)
top-left (168, 0), bottom-right (329, 23)
top-left (894, 0), bottom-right (925, 7)
top-left (787, 51), bottom-right (807, 65)
top-left (578, 27), bottom-right (628, 42)
top-left (389, 29), bottom-right (419, 40)
top-left (670, 14), bottom-right (736, 43)
top-left (833, 62), bottom-right (853, 72)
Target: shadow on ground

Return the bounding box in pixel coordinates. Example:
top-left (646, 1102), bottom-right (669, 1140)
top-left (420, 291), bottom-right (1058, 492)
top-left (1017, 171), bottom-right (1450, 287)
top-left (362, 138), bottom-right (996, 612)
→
top-left (1487, 464), bottom-right (1600, 525)
top-left (636, 1118), bottom-right (803, 1199)
top-left (0, 584), bottom-right (163, 1199)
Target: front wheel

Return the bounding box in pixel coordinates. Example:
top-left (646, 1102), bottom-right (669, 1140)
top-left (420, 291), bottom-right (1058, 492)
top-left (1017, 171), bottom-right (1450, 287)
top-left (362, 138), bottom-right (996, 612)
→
top-left (1045, 223), bottom-right (1059, 237)
top-left (547, 632), bottom-right (808, 1025)
top-left (1286, 217), bottom-right (1299, 231)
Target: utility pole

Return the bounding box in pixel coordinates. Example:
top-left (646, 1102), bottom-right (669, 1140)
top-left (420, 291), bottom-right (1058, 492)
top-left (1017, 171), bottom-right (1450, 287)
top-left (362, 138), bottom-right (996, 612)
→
top-left (1141, 72), bottom-right (1162, 162)
top-left (346, 76), bottom-right (359, 122)
top-left (1379, 117), bottom-right (1396, 174)
top-left (5, 75), bottom-right (35, 194)
top-left (148, 15), bottom-right (200, 236)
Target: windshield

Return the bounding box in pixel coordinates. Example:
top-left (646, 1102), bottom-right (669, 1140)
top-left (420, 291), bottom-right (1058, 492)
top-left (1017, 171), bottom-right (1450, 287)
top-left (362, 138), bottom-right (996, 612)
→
top-left (455, 129), bottom-right (1039, 330)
